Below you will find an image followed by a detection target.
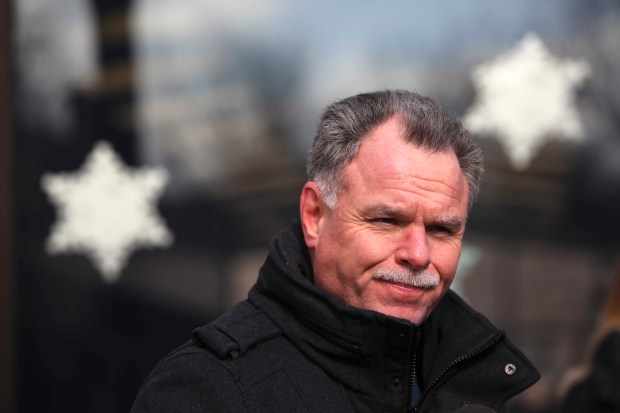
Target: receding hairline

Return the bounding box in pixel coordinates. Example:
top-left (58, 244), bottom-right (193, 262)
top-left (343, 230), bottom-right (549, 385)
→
top-left (307, 90), bottom-right (483, 211)
top-left (330, 114), bottom-right (469, 195)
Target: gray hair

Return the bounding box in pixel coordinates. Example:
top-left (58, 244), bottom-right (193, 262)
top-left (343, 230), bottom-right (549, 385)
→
top-left (306, 90), bottom-right (484, 210)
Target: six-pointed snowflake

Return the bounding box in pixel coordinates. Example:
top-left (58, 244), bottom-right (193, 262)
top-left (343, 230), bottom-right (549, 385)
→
top-left (42, 141), bottom-right (173, 282)
top-left (464, 33), bottom-right (590, 169)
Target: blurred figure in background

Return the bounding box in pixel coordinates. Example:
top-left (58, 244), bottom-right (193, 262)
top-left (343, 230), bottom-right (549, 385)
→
top-left (558, 261), bottom-right (620, 413)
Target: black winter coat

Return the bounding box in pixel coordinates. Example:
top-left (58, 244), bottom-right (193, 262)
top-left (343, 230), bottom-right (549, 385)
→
top-left (132, 221), bottom-right (539, 412)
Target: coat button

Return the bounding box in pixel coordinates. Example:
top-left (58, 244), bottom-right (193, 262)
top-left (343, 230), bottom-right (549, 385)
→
top-left (392, 378), bottom-right (401, 387)
top-left (504, 363), bottom-right (517, 376)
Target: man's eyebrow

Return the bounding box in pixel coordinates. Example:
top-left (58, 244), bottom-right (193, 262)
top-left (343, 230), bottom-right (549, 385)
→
top-left (362, 204), bottom-right (466, 227)
top-left (362, 204), bottom-right (408, 217)
top-left (433, 216), bottom-right (465, 228)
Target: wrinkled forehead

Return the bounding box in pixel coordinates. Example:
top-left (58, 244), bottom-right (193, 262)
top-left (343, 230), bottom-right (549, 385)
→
top-left (342, 124), bottom-right (468, 208)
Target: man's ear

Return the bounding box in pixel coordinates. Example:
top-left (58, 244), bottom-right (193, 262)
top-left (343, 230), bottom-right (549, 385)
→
top-left (300, 182), bottom-right (325, 249)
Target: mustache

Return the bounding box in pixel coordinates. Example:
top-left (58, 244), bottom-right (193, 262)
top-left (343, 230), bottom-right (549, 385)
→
top-left (373, 268), bottom-right (440, 289)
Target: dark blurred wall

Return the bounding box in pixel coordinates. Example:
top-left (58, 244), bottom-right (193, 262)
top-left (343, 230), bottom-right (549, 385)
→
top-left (2, 0), bottom-right (14, 411)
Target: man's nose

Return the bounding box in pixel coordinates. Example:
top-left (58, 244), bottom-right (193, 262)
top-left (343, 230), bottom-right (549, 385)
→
top-left (395, 226), bottom-right (431, 269)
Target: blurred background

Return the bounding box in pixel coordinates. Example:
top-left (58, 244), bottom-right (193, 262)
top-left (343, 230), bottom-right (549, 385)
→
top-left (4, 0), bottom-right (620, 412)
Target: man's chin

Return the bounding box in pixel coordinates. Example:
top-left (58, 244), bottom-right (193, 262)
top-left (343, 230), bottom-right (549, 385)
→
top-left (370, 304), bottom-right (430, 325)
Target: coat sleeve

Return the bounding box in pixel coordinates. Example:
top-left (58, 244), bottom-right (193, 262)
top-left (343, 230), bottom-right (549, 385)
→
top-left (130, 347), bottom-right (248, 413)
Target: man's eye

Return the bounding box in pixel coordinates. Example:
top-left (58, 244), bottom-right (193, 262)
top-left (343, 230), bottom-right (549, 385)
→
top-left (429, 225), bottom-right (453, 234)
top-left (373, 217), bottom-right (397, 225)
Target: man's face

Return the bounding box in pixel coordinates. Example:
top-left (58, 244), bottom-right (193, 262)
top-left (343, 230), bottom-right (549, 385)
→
top-left (300, 118), bottom-right (469, 324)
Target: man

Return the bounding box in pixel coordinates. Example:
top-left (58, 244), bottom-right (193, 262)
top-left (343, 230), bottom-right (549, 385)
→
top-left (132, 90), bottom-right (539, 412)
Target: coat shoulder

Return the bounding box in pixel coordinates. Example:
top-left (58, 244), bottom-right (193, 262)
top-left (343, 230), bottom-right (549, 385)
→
top-left (131, 341), bottom-right (250, 412)
top-left (131, 301), bottom-right (309, 413)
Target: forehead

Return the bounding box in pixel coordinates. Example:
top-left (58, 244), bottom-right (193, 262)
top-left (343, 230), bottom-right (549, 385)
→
top-left (342, 119), bottom-right (467, 209)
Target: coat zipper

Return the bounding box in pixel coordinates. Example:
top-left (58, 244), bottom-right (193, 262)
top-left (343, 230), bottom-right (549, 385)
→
top-left (409, 353), bottom-right (416, 402)
top-left (409, 331), bottom-right (503, 412)
top-left (408, 328), bottom-right (421, 409)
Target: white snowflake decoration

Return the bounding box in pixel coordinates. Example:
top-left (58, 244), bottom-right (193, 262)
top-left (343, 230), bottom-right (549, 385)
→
top-left (42, 141), bottom-right (174, 282)
top-left (464, 33), bottom-right (590, 169)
